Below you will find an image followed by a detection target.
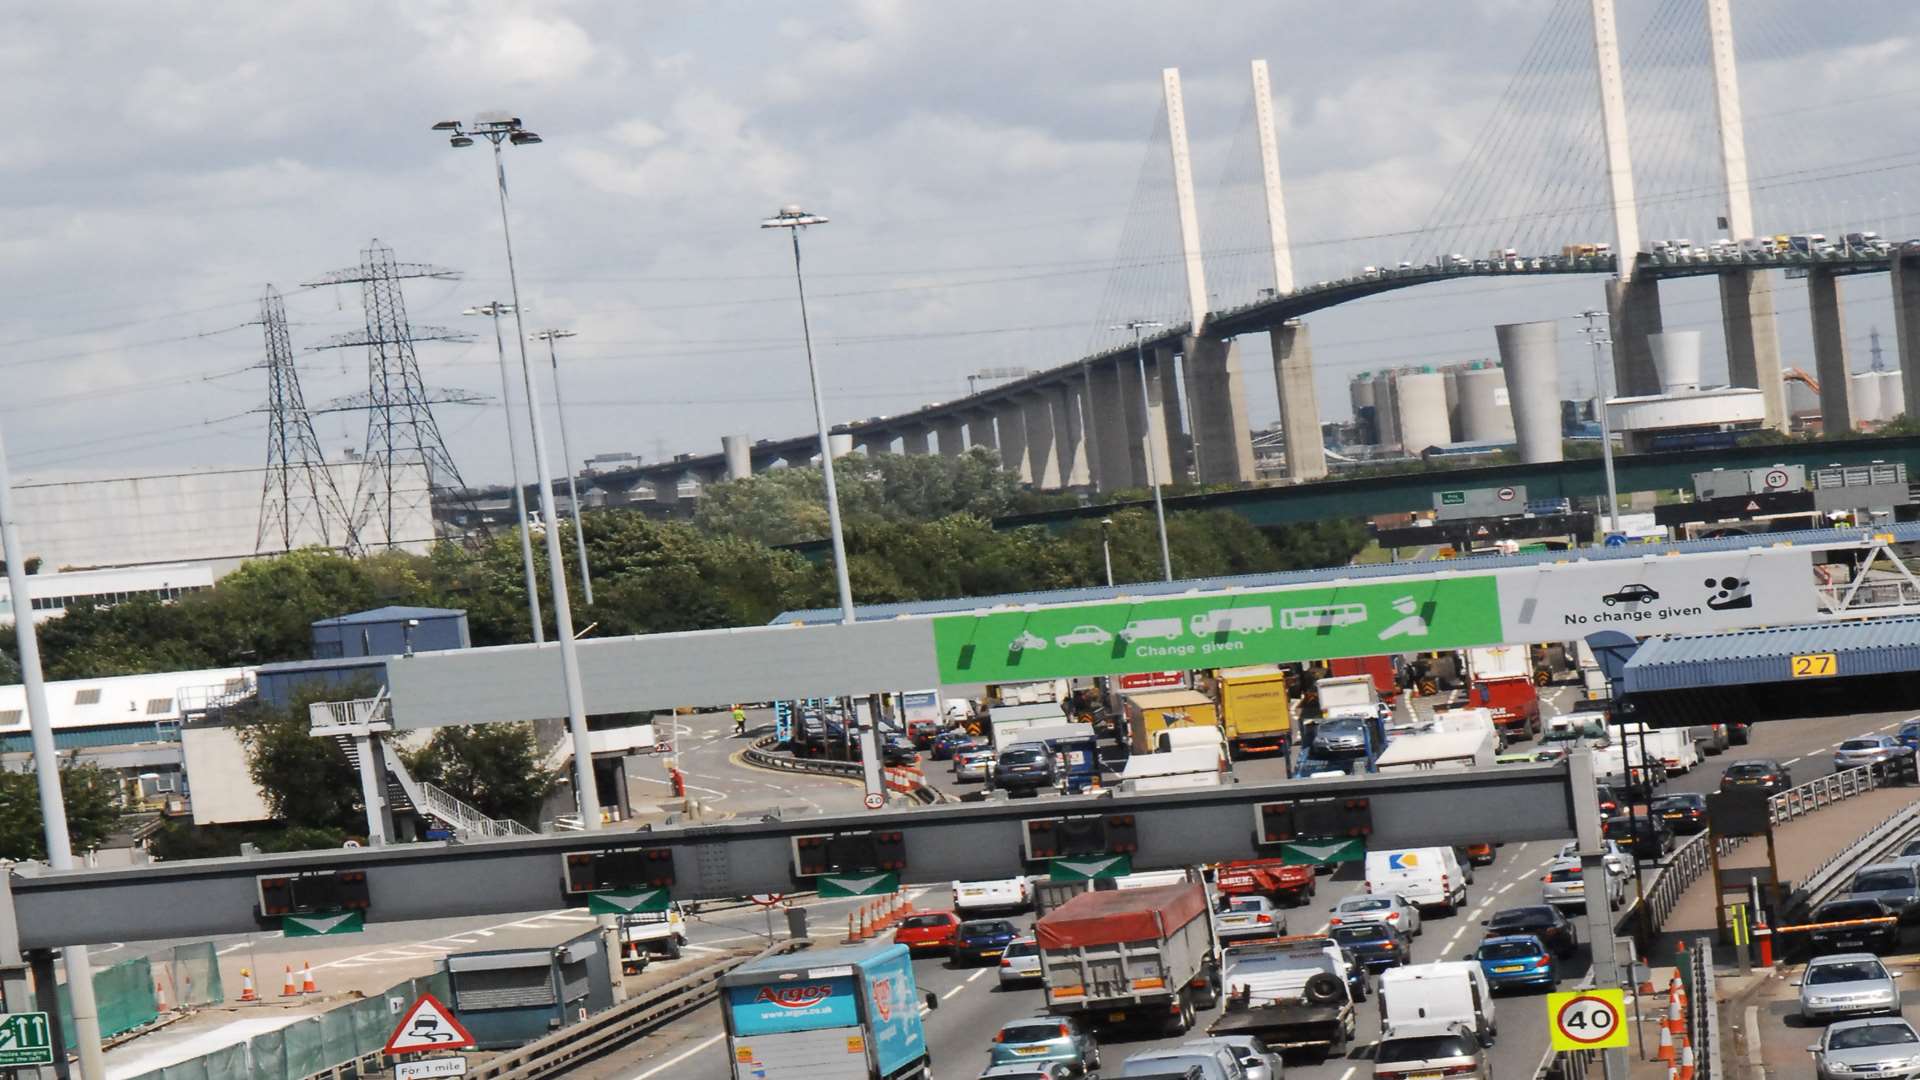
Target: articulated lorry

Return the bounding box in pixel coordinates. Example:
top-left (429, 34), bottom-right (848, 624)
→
top-left (1465, 645), bottom-right (1541, 739)
top-left (721, 940), bottom-right (934, 1080)
top-left (1037, 881), bottom-right (1221, 1036)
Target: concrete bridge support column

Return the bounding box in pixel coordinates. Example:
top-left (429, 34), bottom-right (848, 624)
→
top-left (1808, 268), bottom-right (1856, 433)
top-left (1052, 384), bottom-right (1090, 488)
top-left (1719, 270), bottom-right (1786, 431)
top-left (1154, 345), bottom-right (1193, 483)
top-left (965, 411), bottom-right (997, 455)
top-left (1183, 335), bottom-right (1256, 484)
top-left (1605, 276), bottom-right (1664, 397)
top-left (935, 416), bottom-right (966, 456)
top-left (721, 434), bottom-right (752, 480)
top-left (856, 431), bottom-right (894, 456)
top-left (1894, 257), bottom-right (1920, 421)
top-left (899, 428), bottom-right (931, 456)
top-left (1270, 321), bottom-right (1327, 481)
top-left (1087, 361), bottom-right (1135, 491)
top-left (996, 401), bottom-right (1031, 483)
top-left (1121, 352), bottom-right (1173, 486)
top-left (1021, 393), bottom-right (1062, 490)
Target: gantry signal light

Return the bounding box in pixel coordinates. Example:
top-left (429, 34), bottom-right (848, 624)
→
top-left (256, 870), bottom-right (371, 918)
top-left (1022, 814), bottom-right (1139, 862)
top-left (790, 830), bottom-right (908, 878)
top-left (561, 848), bottom-right (677, 895)
top-left (1255, 798), bottom-right (1372, 845)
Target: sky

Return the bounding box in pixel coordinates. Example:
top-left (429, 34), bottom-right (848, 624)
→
top-left (3, 0), bottom-right (1919, 488)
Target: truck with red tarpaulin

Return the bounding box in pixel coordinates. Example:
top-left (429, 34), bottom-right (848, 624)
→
top-left (1035, 881), bottom-right (1221, 1036)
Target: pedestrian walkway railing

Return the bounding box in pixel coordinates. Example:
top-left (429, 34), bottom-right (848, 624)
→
top-left (1770, 763), bottom-right (1882, 823)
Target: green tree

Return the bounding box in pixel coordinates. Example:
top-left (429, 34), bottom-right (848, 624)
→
top-left (400, 723), bottom-right (558, 828)
top-left (0, 763), bottom-right (124, 861)
top-left (239, 681), bottom-right (369, 834)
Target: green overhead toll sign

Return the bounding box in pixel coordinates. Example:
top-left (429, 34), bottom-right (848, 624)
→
top-left (930, 576), bottom-right (1502, 683)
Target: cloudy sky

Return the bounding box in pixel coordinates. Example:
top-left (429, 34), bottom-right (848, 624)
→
top-left (3, 0), bottom-right (1918, 488)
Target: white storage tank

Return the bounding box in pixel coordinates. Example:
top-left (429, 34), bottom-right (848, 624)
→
top-left (1496, 320), bottom-right (1563, 463)
top-left (1373, 372), bottom-right (1400, 448)
top-left (1648, 331), bottom-right (1703, 395)
top-left (1886, 371), bottom-right (1908, 421)
top-left (1786, 374), bottom-right (1820, 416)
top-left (1443, 367), bottom-right (1463, 442)
top-left (1851, 371), bottom-right (1884, 424)
top-left (1457, 365), bottom-right (1517, 442)
top-left (1395, 371), bottom-right (1451, 455)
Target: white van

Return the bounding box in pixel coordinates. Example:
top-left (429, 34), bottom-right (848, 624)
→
top-left (1366, 848), bottom-right (1470, 914)
top-left (1379, 961), bottom-right (1497, 1045)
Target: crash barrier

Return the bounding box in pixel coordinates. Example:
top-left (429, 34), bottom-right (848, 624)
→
top-left (1689, 935), bottom-right (1719, 1080)
top-left (1787, 795), bottom-right (1920, 920)
top-left (1628, 763), bottom-right (1887, 937)
top-left (744, 736), bottom-right (939, 804)
top-left (466, 940), bottom-right (809, 1080)
top-left (41, 955), bottom-right (159, 1049)
top-left (124, 971), bottom-right (451, 1080)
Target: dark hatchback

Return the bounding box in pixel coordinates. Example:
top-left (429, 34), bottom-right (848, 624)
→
top-left (1650, 793), bottom-right (1708, 835)
top-left (1595, 785), bottom-right (1622, 818)
top-left (994, 744), bottom-right (1059, 795)
top-left (933, 732), bottom-right (988, 761)
top-left (1483, 905), bottom-right (1579, 959)
top-left (1330, 921), bottom-right (1412, 971)
top-left (952, 919), bottom-right (1021, 965)
top-left (1720, 759), bottom-right (1792, 795)
top-left (1603, 814), bottom-right (1676, 860)
top-left (1809, 899), bottom-right (1901, 955)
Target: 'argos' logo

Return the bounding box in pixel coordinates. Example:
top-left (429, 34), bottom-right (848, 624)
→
top-left (755, 985), bottom-right (834, 1010)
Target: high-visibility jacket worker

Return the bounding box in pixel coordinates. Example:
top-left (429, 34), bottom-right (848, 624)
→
top-left (731, 705), bottom-right (746, 735)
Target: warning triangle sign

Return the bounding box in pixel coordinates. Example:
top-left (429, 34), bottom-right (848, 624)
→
top-left (384, 993), bottom-right (476, 1055)
top-left (1745, 500), bottom-right (1760, 511)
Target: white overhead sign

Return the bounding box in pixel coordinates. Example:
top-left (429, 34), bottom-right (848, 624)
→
top-left (1496, 546), bottom-right (1820, 638)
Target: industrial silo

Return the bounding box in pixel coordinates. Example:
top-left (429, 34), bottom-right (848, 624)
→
top-left (1886, 371), bottom-right (1908, 421)
top-left (1457, 365), bottom-right (1517, 442)
top-left (1496, 320), bottom-right (1563, 463)
top-left (1373, 372), bottom-right (1400, 448)
top-left (1852, 372), bottom-right (1884, 424)
top-left (1647, 331), bottom-right (1702, 395)
top-left (1785, 374), bottom-right (1819, 417)
top-left (1395, 371), bottom-right (1451, 455)
top-left (1443, 367), bottom-right (1463, 442)
top-left (1350, 374), bottom-right (1378, 443)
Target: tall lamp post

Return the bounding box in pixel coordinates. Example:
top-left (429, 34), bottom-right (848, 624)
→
top-left (1100, 516), bottom-right (1115, 587)
top-left (436, 112), bottom-right (599, 830)
top-left (532, 328), bottom-right (593, 606)
top-left (762, 205), bottom-right (856, 626)
top-left (1578, 310), bottom-right (1623, 536)
top-left (1113, 320), bottom-right (1174, 581)
top-left (463, 302), bottom-right (545, 644)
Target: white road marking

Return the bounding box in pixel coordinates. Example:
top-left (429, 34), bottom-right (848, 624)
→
top-left (216, 942), bottom-right (251, 956)
top-left (1494, 882), bottom-right (1514, 895)
top-left (942, 984), bottom-right (967, 1000)
top-left (966, 969), bottom-right (987, 983)
top-left (629, 1032), bottom-right (725, 1080)
top-left (1339, 1065), bottom-right (1359, 1080)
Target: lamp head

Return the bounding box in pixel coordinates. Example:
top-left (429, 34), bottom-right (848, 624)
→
top-left (449, 135), bottom-right (475, 148)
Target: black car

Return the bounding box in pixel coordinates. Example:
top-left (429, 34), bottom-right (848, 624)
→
top-left (993, 743), bottom-right (1058, 795)
top-left (1330, 921), bottom-right (1413, 971)
top-left (1603, 584), bottom-right (1660, 606)
top-left (951, 919), bottom-right (1020, 965)
top-left (1649, 793), bottom-right (1708, 835)
top-left (1808, 898), bottom-right (1900, 955)
top-left (1720, 759), bottom-right (1792, 795)
top-left (1603, 814), bottom-right (1677, 860)
top-left (1483, 905), bottom-right (1579, 959)
top-left (880, 734), bottom-right (920, 766)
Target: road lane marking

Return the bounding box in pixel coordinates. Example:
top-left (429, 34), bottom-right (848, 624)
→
top-left (629, 1032), bottom-right (725, 1080)
top-left (942, 984), bottom-right (967, 1000)
top-left (966, 969), bottom-right (987, 983)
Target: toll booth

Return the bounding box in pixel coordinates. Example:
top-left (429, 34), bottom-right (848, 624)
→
top-left (440, 928), bottom-right (613, 1050)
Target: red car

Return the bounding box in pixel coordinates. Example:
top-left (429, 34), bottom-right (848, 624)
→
top-left (893, 911), bottom-right (962, 954)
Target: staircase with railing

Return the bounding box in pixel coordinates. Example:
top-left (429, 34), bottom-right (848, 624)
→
top-left (315, 695), bottom-right (535, 840)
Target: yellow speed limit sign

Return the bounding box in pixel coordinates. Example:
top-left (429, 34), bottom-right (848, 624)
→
top-left (1549, 988), bottom-right (1630, 1051)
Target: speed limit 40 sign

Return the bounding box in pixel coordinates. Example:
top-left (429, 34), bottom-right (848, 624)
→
top-left (1548, 988), bottom-right (1629, 1051)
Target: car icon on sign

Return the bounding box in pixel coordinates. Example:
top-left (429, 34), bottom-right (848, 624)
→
top-left (1054, 625), bottom-right (1113, 648)
top-left (1602, 584), bottom-right (1659, 606)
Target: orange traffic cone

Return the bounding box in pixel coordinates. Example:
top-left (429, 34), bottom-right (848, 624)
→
top-left (1678, 1043), bottom-right (1696, 1080)
top-left (280, 965), bottom-right (298, 998)
top-left (300, 961), bottom-right (317, 995)
top-left (238, 968), bottom-right (257, 1003)
top-left (153, 976), bottom-right (169, 1012)
top-left (1666, 996), bottom-right (1686, 1035)
top-left (1669, 974), bottom-right (1687, 1008)
top-left (1656, 1026), bottom-right (1675, 1064)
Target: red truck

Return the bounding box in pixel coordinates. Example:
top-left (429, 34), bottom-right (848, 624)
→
top-left (1466, 645), bottom-right (1541, 739)
top-left (1327, 656), bottom-right (1400, 703)
top-left (1215, 859), bottom-right (1318, 906)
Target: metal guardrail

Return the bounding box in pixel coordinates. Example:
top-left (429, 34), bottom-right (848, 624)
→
top-left (466, 939), bottom-right (809, 1080)
top-left (1792, 798), bottom-right (1920, 914)
top-left (1769, 764), bottom-right (1881, 823)
top-left (743, 736), bottom-right (941, 804)
top-left (1690, 935), bottom-right (1719, 1080)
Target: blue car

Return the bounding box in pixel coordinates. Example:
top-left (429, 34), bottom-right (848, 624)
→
top-left (952, 919), bottom-right (1020, 966)
top-left (1471, 934), bottom-right (1557, 991)
top-left (1900, 723), bottom-right (1920, 754)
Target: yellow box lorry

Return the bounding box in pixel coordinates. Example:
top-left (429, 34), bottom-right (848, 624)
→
top-left (1213, 664), bottom-right (1293, 759)
top-left (1123, 689), bottom-right (1220, 755)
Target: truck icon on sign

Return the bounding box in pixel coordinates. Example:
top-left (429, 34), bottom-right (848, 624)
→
top-left (1190, 608), bottom-right (1274, 635)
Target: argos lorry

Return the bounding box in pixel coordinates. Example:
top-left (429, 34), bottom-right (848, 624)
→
top-left (1212, 665), bottom-right (1294, 759)
top-left (721, 940), bottom-right (934, 1080)
top-left (1036, 881), bottom-right (1221, 1035)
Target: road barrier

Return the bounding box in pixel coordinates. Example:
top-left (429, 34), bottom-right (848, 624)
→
top-left (1688, 935), bottom-right (1719, 1080)
top-left (743, 736), bottom-right (940, 804)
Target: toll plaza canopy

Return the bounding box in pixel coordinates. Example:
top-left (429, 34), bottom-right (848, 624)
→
top-left (1622, 617), bottom-right (1920, 693)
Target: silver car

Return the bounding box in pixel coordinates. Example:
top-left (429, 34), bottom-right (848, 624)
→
top-left (1374, 1022), bottom-right (1490, 1080)
top-left (1798, 954), bottom-right (1904, 1021)
top-left (998, 937), bottom-right (1043, 987)
top-left (1122, 1044), bottom-right (1245, 1080)
top-left (1330, 893), bottom-right (1423, 936)
top-left (1215, 896), bottom-right (1287, 941)
top-left (1808, 1017), bottom-right (1920, 1080)
top-left (1834, 736), bottom-right (1911, 773)
top-left (1184, 1036), bottom-right (1279, 1080)
top-left (953, 748), bottom-right (995, 782)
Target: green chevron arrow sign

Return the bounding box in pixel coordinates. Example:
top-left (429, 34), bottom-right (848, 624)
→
top-left (1049, 854), bottom-right (1132, 882)
top-left (586, 889), bottom-right (672, 916)
top-left (818, 872), bottom-right (898, 898)
top-left (1279, 839), bottom-right (1366, 866)
top-left (282, 910), bottom-right (365, 937)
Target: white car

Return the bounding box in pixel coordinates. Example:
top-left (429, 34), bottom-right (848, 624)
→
top-left (953, 748), bottom-right (995, 782)
top-left (997, 937), bottom-right (1043, 986)
top-left (1054, 625), bottom-right (1113, 648)
top-left (1556, 840), bottom-right (1633, 878)
top-left (1216, 895), bottom-right (1287, 941)
top-left (1541, 857), bottom-right (1625, 911)
top-left (952, 876), bottom-right (1032, 915)
top-left (1328, 893), bottom-right (1423, 936)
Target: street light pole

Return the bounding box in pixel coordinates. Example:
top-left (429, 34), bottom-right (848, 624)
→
top-left (464, 302), bottom-right (545, 644)
top-left (0, 423), bottom-right (107, 1078)
top-left (437, 112), bottom-right (600, 830)
top-left (533, 329), bottom-right (593, 606)
top-left (1114, 320), bottom-right (1173, 581)
top-left (1100, 516), bottom-right (1115, 587)
top-left (762, 205), bottom-right (856, 626)
top-left (1579, 310), bottom-right (1623, 536)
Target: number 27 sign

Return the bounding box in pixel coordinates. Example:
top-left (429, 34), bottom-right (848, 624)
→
top-left (1548, 989), bottom-right (1629, 1051)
